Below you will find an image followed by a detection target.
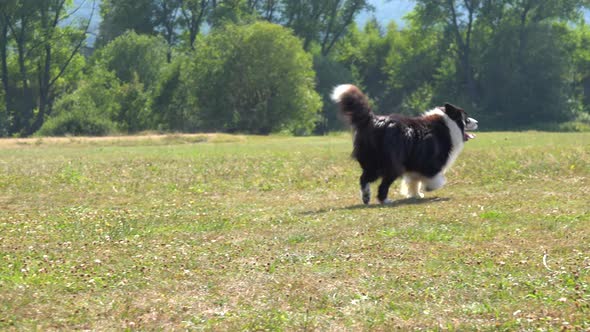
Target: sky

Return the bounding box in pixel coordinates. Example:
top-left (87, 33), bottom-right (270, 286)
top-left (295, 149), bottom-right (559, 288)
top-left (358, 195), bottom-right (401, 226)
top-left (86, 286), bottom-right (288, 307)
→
top-left (74, 0), bottom-right (416, 45)
top-left (74, 0), bottom-right (588, 46)
top-left (357, 0), bottom-right (416, 27)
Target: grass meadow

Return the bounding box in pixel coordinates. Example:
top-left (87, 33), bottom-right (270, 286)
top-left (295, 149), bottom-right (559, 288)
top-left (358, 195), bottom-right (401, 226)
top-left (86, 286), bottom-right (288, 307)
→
top-left (0, 132), bottom-right (589, 330)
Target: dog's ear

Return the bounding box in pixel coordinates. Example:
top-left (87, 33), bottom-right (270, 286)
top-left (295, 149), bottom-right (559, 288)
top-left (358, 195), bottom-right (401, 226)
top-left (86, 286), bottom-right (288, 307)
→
top-left (444, 103), bottom-right (462, 120)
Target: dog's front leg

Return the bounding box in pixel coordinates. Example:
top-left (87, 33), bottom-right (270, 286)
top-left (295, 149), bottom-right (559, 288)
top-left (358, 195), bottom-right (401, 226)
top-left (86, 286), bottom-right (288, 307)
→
top-left (359, 171), bottom-right (377, 205)
top-left (425, 174), bottom-right (446, 191)
top-left (378, 175), bottom-right (397, 204)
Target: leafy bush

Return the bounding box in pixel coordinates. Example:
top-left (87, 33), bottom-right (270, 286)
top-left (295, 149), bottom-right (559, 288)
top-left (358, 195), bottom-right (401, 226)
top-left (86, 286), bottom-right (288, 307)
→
top-left (152, 55), bottom-right (201, 132)
top-left (116, 76), bottom-right (153, 132)
top-left (37, 110), bottom-right (117, 136)
top-left (312, 55), bottom-right (353, 133)
top-left (93, 31), bottom-right (168, 89)
top-left (37, 69), bottom-right (120, 136)
top-left (188, 22), bottom-right (322, 135)
top-left (38, 65), bottom-right (155, 136)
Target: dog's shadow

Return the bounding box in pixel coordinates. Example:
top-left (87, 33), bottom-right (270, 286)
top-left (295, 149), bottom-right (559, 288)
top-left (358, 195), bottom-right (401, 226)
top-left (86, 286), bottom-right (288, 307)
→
top-left (301, 197), bottom-right (450, 216)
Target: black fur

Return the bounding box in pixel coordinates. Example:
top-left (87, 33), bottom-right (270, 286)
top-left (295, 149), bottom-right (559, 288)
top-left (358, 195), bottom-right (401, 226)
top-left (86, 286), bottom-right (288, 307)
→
top-left (333, 85), bottom-right (472, 204)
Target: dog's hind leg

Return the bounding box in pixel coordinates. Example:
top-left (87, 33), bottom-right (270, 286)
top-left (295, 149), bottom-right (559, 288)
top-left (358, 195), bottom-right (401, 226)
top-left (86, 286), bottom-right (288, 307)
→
top-left (360, 171), bottom-right (378, 205)
top-left (401, 175), bottom-right (424, 199)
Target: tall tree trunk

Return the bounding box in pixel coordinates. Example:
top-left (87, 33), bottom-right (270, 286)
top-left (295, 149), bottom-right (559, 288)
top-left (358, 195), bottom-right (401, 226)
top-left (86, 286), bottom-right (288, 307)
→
top-left (14, 23), bottom-right (33, 134)
top-left (321, 0), bottom-right (364, 56)
top-left (183, 0), bottom-right (208, 50)
top-left (33, 42), bottom-right (52, 135)
top-left (449, 0), bottom-right (479, 103)
top-left (583, 77), bottom-right (590, 107)
top-left (320, 0), bottom-right (341, 56)
top-left (0, 20), bottom-right (10, 125)
top-left (264, 0), bottom-right (277, 21)
top-left (517, 1), bottom-right (531, 69)
top-left (31, 0), bottom-right (88, 135)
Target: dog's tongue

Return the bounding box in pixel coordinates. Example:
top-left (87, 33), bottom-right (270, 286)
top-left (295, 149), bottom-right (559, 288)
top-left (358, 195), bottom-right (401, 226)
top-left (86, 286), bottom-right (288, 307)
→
top-left (464, 132), bottom-right (476, 141)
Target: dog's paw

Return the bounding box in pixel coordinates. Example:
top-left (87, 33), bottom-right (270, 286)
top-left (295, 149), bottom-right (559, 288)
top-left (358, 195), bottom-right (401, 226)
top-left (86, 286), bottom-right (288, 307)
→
top-left (405, 192), bottom-right (424, 199)
top-left (425, 175), bottom-right (445, 191)
top-left (380, 198), bottom-right (393, 205)
top-left (361, 184), bottom-right (371, 205)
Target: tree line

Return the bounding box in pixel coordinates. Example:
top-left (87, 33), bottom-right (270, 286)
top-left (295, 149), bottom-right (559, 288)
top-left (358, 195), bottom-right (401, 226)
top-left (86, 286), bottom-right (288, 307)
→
top-left (1, 0), bottom-right (589, 137)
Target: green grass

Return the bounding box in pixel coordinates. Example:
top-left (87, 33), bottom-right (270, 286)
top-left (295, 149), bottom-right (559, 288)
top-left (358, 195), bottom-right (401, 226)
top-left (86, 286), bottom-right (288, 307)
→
top-left (0, 132), bottom-right (589, 330)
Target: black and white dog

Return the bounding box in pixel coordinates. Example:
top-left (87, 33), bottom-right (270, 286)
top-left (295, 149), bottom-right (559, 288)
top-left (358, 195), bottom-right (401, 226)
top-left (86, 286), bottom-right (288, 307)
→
top-left (332, 84), bottom-right (478, 204)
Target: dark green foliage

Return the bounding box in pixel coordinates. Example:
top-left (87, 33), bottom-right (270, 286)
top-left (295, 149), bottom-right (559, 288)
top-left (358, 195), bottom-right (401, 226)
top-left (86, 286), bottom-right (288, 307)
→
top-left (94, 31), bottom-right (168, 89)
top-left (38, 68), bottom-right (120, 136)
top-left (313, 55), bottom-right (353, 133)
top-left (480, 24), bottom-right (573, 127)
top-left (96, 0), bottom-right (157, 47)
top-left (188, 22), bottom-right (322, 135)
top-left (330, 0), bottom-right (590, 129)
top-left (2, 0), bottom-right (590, 137)
top-left (0, 89), bottom-right (6, 136)
top-left (335, 21), bottom-right (391, 112)
top-left (0, 0), bottom-right (88, 137)
top-left (152, 55), bottom-right (200, 132)
top-left (116, 77), bottom-right (153, 132)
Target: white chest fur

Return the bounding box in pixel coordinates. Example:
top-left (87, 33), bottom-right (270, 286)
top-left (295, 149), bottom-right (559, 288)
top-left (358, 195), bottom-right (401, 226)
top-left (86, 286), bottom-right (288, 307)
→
top-left (424, 108), bottom-right (464, 173)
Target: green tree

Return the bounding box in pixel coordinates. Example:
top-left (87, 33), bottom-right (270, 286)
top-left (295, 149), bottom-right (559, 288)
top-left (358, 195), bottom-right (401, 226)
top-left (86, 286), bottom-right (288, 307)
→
top-left (384, 0), bottom-right (590, 127)
top-left (0, 0), bottom-right (93, 136)
top-left (179, 0), bottom-right (211, 50)
top-left (0, 85), bottom-right (6, 136)
top-left (312, 54), bottom-right (354, 133)
top-left (189, 22), bottom-right (321, 134)
top-left (412, 0), bottom-right (485, 105)
top-left (480, 23), bottom-right (573, 126)
top-left (116, 75), bottom-right (152, 132)
top-left (282, 0), bottom-right (372, 55)
top-left (94, 31), bottom-right (168, 90)
top-left (571, 23), bottom-right (590, 113)
top-left (38, 67), bottom-right (120, 136)
top-left (152, 55), bottom-right (200, 131)
top-left (92, 32), bottom-right (168, 132)
top-left (0, 4), bottom-right (10, 136)
top-left (96, 0), bottom-right (156, 47)
top-left (335, 20), bottom-right (392, 111)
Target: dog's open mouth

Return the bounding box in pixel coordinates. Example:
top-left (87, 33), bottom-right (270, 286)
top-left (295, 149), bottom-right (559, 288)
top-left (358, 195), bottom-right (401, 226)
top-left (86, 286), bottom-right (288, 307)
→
top-left (464, 117), bottom-right (478, 141)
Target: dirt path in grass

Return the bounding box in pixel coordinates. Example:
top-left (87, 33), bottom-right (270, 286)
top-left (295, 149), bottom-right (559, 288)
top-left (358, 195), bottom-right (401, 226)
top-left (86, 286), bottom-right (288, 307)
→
top-left (0, 133), bottom-right (245, 149)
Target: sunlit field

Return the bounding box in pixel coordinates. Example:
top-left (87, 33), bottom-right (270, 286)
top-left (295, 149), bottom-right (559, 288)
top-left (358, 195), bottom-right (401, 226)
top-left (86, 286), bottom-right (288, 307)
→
top-left (1, 132), bottom-right (589, 330)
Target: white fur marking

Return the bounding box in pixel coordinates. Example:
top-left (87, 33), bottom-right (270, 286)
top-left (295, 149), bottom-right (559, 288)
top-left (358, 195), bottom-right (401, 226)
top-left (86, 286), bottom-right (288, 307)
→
top-left (466, 117), bottom-right (478, 131)
top-left (404, 127), bottom-right (413, 137)
top-left (424, 108), bottom-right (464, 172)
top-left (361, 183), bottom-right (371, 204)
top-left (400, 173), bottom-right (424, 198)
top-left (361, 183), bottom-right (370, 194)
top-left (331, 84), bottom-right (354, 103)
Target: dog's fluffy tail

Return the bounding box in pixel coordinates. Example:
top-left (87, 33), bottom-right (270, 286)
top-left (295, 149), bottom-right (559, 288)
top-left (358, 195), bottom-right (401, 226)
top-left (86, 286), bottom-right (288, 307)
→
top-left (331, 84), bottom-right (372, 128)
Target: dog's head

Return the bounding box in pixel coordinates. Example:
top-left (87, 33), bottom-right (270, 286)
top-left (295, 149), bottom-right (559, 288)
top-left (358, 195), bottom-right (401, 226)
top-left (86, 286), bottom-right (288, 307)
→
top-left (443, 103), bottom-right (478, 141)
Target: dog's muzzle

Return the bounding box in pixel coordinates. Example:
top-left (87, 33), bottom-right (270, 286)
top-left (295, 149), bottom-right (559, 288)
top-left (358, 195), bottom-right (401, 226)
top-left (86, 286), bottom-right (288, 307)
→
top-left (464, 117), bottom-right (478, 141)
